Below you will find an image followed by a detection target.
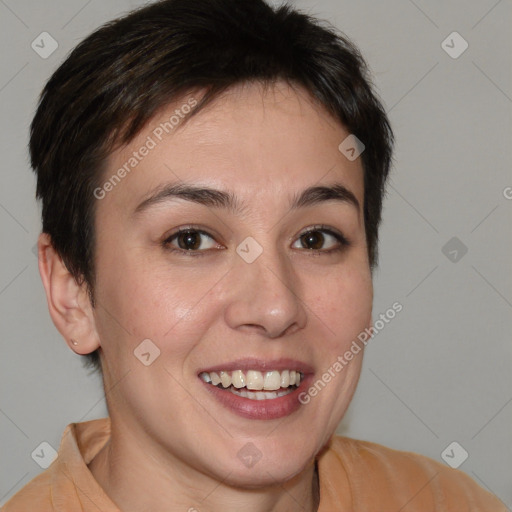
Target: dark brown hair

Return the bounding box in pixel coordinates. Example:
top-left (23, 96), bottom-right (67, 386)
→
top-left (30, 0), bottom-right (394, 375)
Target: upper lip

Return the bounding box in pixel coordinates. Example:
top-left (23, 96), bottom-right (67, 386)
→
top-left (198, 357), bottom-right (314, 375)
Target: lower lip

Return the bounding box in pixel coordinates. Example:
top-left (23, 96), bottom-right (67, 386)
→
top-left (200, 375), bottom-right (313, 420)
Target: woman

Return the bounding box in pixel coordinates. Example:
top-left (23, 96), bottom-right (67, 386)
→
top-left (3, 0), bottom-right (505, 510)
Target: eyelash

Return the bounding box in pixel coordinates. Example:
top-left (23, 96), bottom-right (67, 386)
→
top-left (162, 224), bottom-right (351, 257)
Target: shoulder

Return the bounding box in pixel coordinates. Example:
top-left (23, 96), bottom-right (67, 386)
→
top-left (1, 471), bottom-right (53, 512)
top-left (2, 418), bottom-right (112, 512)
top-left (322, 436), bottom-right (506, 510)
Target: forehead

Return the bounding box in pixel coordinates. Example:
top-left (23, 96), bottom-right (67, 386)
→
top-left (99, 81), bottom-right (364, 217)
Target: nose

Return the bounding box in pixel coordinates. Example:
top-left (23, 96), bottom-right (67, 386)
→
top-left (223, 245), bottom-right (308, 338)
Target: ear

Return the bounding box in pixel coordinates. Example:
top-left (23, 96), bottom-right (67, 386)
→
top-left (37, 232), bottom-right (101, 355)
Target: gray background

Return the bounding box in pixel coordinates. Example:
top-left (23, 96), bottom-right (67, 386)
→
top-left (1, 0), bottom-right (510, 507)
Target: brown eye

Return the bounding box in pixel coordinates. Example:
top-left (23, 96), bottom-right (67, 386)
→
top-left (177, 231), bottom-right (202, 250)
top-left (165, 229), bottom-right (218, 252)
top-left (292, 227), bottom-right (349, 252)
top-left (300, 231), bottom-right (325, 250)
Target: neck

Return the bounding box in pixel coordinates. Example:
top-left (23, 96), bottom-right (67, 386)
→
top-left (88, 418), bottom-right (320, 512)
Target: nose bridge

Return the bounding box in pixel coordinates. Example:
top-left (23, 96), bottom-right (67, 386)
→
top-left (224, 236), bottom-right (307, 338)
top-left (251, 245), bottom-right (294, 301)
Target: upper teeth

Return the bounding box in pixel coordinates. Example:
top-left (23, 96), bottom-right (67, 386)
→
top-left (199, 370), bottom-right (302, 390)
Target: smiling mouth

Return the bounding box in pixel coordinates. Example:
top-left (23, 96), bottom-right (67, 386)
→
top-left (199, 369), bottom-right (303, 400)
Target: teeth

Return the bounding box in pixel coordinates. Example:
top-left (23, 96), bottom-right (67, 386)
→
top-left (232, 370), bottom-right (245, 388)
top-left (263, 371), bottom-right (281, 391)
top-left (230, 387), bottom-right (295, 400)
top-left (199, 369), bottom-right (304, 392)
top-left (246, 370), bottom-right (264, 390)
top-left (219, 371), bottom-right (231, 388)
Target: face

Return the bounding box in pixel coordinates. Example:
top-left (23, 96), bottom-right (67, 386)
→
top-left (91, 81), bottom-right (373, 486)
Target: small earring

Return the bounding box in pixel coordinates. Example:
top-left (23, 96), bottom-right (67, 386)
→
top-left (71, 339), bottom-right (78, 346)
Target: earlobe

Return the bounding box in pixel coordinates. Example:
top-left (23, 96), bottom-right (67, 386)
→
top-left (37, 232), bottom-right (101, 356)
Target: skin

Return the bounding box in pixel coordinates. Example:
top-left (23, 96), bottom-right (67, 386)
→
top-left (38, 80), bottom-right (373, 512)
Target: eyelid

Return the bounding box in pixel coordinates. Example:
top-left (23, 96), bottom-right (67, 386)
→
top-left (293, 224), bottom-right (350, 250)
top-left (162, 225), bottom-right (225, 256)
top-left (163, 224), bottom-right (222, 244)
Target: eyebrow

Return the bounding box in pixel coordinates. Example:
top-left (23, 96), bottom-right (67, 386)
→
top-left (132, 181), bottom-right (360, 217)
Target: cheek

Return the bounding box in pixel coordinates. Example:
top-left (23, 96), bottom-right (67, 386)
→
top-left (305, 264), bottom-right (373, 351)
top-left (297, 264), bottom-right (371, 440)
top-left (95, 250), bottom-right (223, 360)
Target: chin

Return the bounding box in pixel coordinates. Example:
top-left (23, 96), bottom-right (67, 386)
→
top-left (215, 435), bottom-right (318, 488)
top-left (220, 455), bottom-right (312, 489)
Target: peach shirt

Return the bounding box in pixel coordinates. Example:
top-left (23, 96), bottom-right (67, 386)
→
top-left (2, 418), bottom-right (505, 511)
